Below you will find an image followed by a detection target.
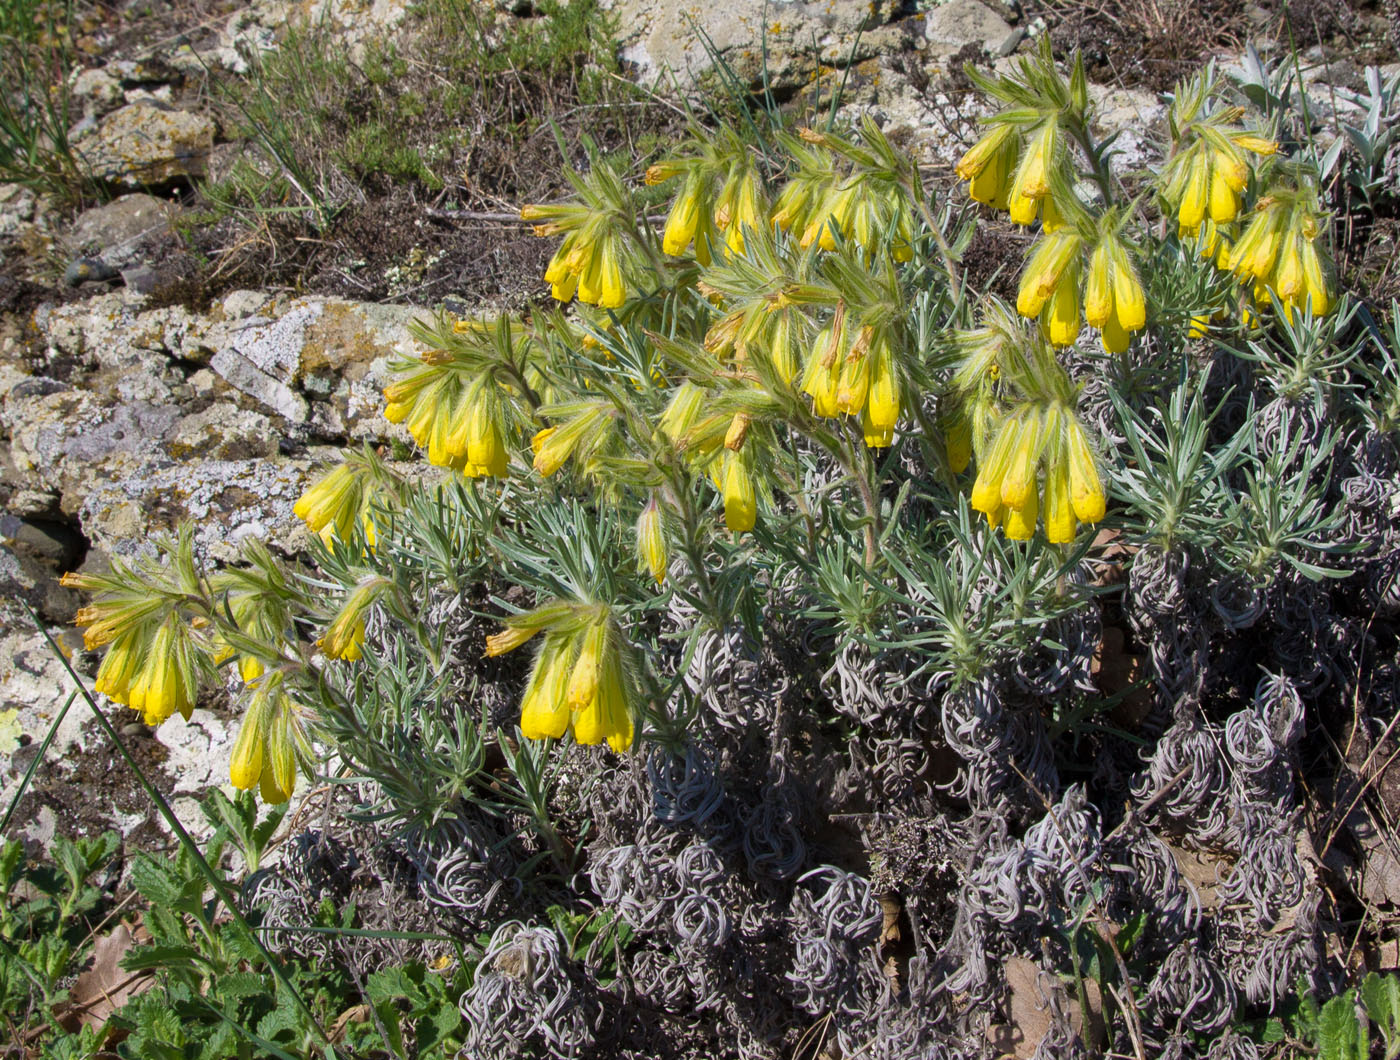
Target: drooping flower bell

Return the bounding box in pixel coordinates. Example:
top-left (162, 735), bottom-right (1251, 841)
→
top-left (229, 673), bottom-right (304, 804)
top-left (486, 603), bottom-right (635, 752)
top-left (1226, 178), bottom-right (1333, 321)
top-left (1160, 70), bottom-right (1277, 236)
top-left (522, 162), bottom-right (637, 309)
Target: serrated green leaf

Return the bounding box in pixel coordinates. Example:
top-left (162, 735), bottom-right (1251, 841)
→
top-left (130, 855), bottom-right (195, 910)
top-left (121, 943), bottom-right (204, 974)
top-left (1319, 993), bottom-right (1365, 1060)
top-left (367, 964), bottom-right (427, 1007)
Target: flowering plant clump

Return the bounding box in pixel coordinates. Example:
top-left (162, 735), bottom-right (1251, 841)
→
top-left (61, 37), bottom-right (1400, 1058)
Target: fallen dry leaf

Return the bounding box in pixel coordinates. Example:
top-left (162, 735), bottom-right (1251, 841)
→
top-left (987, 954), bottom-right (1107, 1059)
top-left (60, 924), bottom-right (153, 1032)
top-left (1170, 843), bottom-right (1229, 910)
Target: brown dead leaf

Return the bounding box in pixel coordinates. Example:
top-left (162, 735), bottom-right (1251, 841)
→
top-left (60, 924), bottom-right (153, 1032)
top-left (1089, 529), bottom-right (1136, 588)
top-left (1349, 807), bottom-right (1400, 907)
top-left (1170, 843), bottom-right (1229, 910)
top-left (986, 956), bottom-right (1103, 1058)
top-left (331, 1003), bottom-right (372, 1043)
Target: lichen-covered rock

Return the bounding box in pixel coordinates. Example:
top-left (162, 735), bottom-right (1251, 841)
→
top-left (66, 194), bottom-right (180, 271)
top-left (77, 454), bottom-right (323, 560)
top-left (167, 404), bottom-right (279, 461)
top-left (0, 627), bottom-right (88, 779)
top-left (922, 0), bottom-right (1014, 56)
top-left (610, 0), bottom-right (915, 90)
top-left (80, 103), bottom-right (216, 187)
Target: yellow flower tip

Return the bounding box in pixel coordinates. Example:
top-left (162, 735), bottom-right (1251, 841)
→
top-left (722, 452), bottom-right (757, 533)
top-left (637, 499), bottom-right (668, 586)
top-left (520, 638), bottom-right (573, 741)
top-left (519, 204), bottom-right (547, 221)
top-left (1188, 313), bottom-right (1213, 339)
top-left (1004, 492), bottom-right (1039, 540)
top-left (1066, 422), bottom-right (1107, 524)
top-left (486, 625), bottom-right (538, 658)
top-left (239, 656), bottom-right (264, 683)
top-left (1007, 191), bottom-right (1039, 226)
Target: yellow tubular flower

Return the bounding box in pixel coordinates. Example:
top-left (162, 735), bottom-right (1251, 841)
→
top-left (229, 687), bottom-right (271, 791)
top-left (663, 174), bottom-right (703, 257)
top-left (1178, 151), bottom-right (1210, 230)
top-left (837, 335), bottom-right (873, 416)
top-left (133, 617), bottom-right (196, 725)
top-left (566, 620), bottom-right (606, 713)
top-left (1230, 203), bottom-right (1285, 281)
top-left (1275, 232), bottom-right (1305, 301)
top-left (575, 243), bottom-right (604, 305)
top-left (531, 404), bottom-right (609, 477)
top-left (1042, 259), bottom-right (1082, 347)
top-left (1299, 239), bottom-right (1331, 316)
top-left (1013, 121), bottom-right (1056, 200)
top-left (1065, 419), bottom-right (1106, 524)
top-left (802, 322), bottom-right (844, 419)
top-left (321, 576), bottom-right (389, 661)
top-left (660, 383), bottom-right (707, 443)
top-left (722, 450), bottom-right (756, 533)
top-left (956, 123), bottom-right (1015, 185)
top-left (293, 463), bottom-right (359, 536)
top-left (1005, 121), bottom-right (1056, 224)
top-left (1108, 241), bottom-right (1146, 332)
top-left (1000, 407), bottom-right (1047, 510)
top-left (520, 634), bottom-right (575, 741)
top-left (768, 310), bottom-right (798, 385)
top-left (1043, 457), bottom-right (1075, 544)
top-left (485, 624), bottom-right (540, 657)
top-left (465, 385), bottom-right (509, 479)
top-left (864, 342), bottom-right (900, 447)
top-left (1083, 242), bottom-right (1113, 329)
top-left (637, 497), bottom-right (668, 586)
top-left (971, 414), bottom-right (1024, 516)
top-left (1017, 231), bottom-right (1083, 320)
top-left (264, 703), bottom-right (296, 804)
top-left (598, 237), bottom-right (626, 309)
top-left (94, 629), bottom-right (144, 702)
top-left (574, 644), bottom-right (632, 752)
top-left (1208, 163), bottom-right (1238, 224)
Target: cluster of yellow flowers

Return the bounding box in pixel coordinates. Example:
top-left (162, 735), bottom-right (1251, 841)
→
top-left (64, 561), bottom-right (205, 726)
top-left (228, 672), bottom-right (304, 804)
top-left (63, 536), bottom-right (307, 804)
top-left (486, 603), bottom-right (634, 751)
top-left (947, 302), bottom-right (1106, 542)
top-left (1160, 71), bottom-right (1333, 324)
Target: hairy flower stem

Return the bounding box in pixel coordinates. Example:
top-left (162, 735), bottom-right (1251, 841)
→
top-left (1065, 115), bottom-right (1116, 206)
top-left (910, 182), bottom-right (964, 304)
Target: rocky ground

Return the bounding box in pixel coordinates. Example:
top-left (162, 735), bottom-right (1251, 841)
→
top-left (0, 0), bottom-right (1396, 871)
